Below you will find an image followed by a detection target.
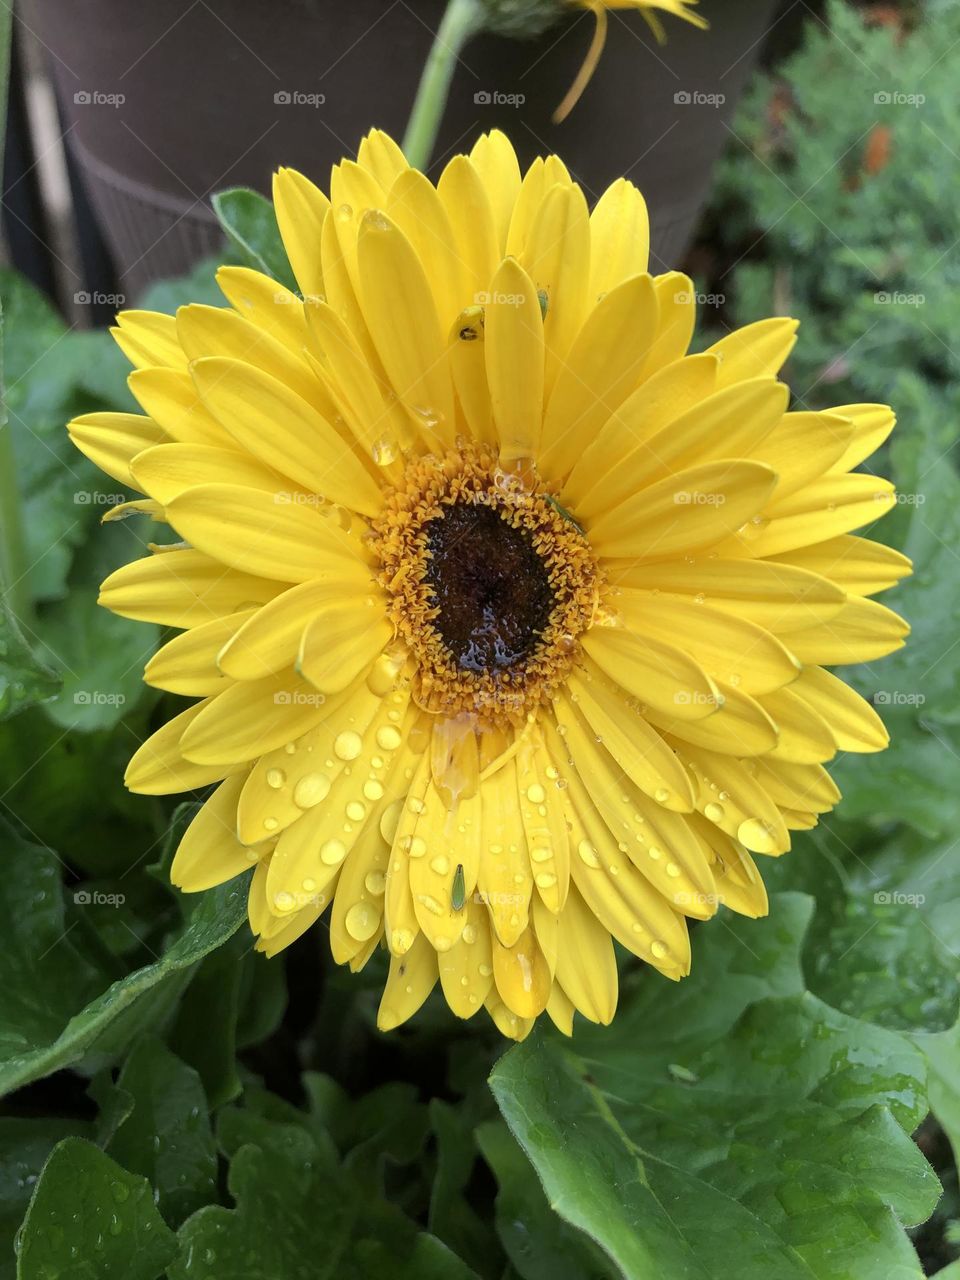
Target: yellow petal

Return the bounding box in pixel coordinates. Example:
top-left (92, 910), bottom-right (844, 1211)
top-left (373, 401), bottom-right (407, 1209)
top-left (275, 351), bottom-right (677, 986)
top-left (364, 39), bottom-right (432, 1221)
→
top-left (447, 307), bottom-right (495, 446)
top-left (171, 774), bottom-right (259, 891)
top-left (768, 535), bottom-right (911, 597)
top-left (793, 665), bottom-right (888, 752)
top-left (125, 701), bottom-right (240, 794)
top-left (437, 155), bottom-right (499, 303)
top-left (706, 317), bottom-right (798, 387)
top-left (562, 675), bottom-right (695, 810)
top-left (614, 557), bottom-right (846, 631)
top-left (100, 548), bottom-right (284, 628)
top-left (130, 443), bottom-right (290, 505)
top-left (377, 932), bottom-right (438, 1031)
top-left (219, 573), bottom-right (376, 681)
top-left (778, 597), bottom-right (908, 663)
top-left (538, 273), bottom-right (658, 482)
top-left (554, 886), bottom-right (618, 1023)
top-left (190, 356), bottom-right (381, 516)
top-left (646, 679), bottom-right (779, 758)
top-left (271, 167), bottom-right (330, 301)
top-left (518, 182), bottom-right (590, 394)
top-left (750, 411), bottom-right (854, 501)
top-left (438, 898), bottom-right (494, 1018)
top-left (588, 178), bottom-right (649, 297)
top-left (635, 272), bottom-right (696, 379)
top-left (179, 671), bottom-right (331, 765)
top-left (297, 598), bottom-right (393, 694)
top-left (733, 474), bottom-right (896, 558)
top-left (491, 924), bottom-right (552, 1019)
top-left (485, 257), bottom-right (544, 467)
top-left (477, 735), bottom-right (531, 947)
top-left (387, 167), bottom-right (465, 328)
top-left (470, 131), bottom-right (521, 254)
top-left (588, 460), bottom-right (779, 560)
top-left (357, 128), bottom-right (409, 190)
top-left (69, 412), bottom-right (166, 488)
top-left (827, 404), bottom-right (895, 474)
top-left (583, 626), bottom-right (720, 720)
top-left (615, 593), bottom-right (801, 694)
top-left (563, 352), bottom-right (718, 510)
top-left (757, 684), bottom-right (836, 764)
top-left (356, 208), bottom-right (456, 447)
top-left (128, 368), bottom-right (229, 447)
top-left (144, 609), bottom-right (254, 696)
top-left (165, 483), bottom-right (361, 583)
top-left (112, 310), bottom-right (186, 370)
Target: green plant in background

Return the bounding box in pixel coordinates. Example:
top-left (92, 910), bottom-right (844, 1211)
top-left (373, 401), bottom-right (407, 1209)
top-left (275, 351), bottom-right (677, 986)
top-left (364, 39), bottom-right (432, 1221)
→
top-left (1, 2), bottom-right (960, 1277)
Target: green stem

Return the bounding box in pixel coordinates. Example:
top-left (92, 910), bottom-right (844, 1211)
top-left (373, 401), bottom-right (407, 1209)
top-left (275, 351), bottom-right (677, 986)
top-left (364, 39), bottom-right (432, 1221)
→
top-left (402, 0), bottom-right (484, 171)
top-left (0, 415), bottom-right (30, 627)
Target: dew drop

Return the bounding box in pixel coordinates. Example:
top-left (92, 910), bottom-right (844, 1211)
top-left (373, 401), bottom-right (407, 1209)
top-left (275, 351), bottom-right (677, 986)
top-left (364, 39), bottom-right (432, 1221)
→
top-left (334, 731), bottom-right (363, 761)
top-left (578, 840), bottom-right (600, 868)
top-left (266, 768), bottom-right (286, 789)
top-left (364, 870), bottom-right (386, 895)
top-left (704, 801), bottom-right (725, 822)
top-left (320, 839), bottom-right (347, 866)
top-left (294, 772), bottom-right (330, 809)
top-left (345, 901), bottom-right (379, 941)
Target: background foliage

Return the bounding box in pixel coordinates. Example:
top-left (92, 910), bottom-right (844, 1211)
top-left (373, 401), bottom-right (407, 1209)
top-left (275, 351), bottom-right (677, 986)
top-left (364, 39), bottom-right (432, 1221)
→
top-left (1, 1), bottom-right (959, 1275)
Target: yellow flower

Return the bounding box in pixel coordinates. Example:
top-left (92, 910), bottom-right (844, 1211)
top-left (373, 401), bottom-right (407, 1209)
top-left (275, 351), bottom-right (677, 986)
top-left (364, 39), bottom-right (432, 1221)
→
top-left (70, 130), bottom-right (909, 1040)
top-left (556, 0), bottom-right (710, 121)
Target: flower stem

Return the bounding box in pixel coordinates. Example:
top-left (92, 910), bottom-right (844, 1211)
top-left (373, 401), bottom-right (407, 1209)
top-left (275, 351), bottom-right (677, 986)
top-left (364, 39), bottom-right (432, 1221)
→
top-left (0, 419), bottom-right (30, 626)
top-left (0, 306), bottom-right (31, 626)
top-left (402, 0), bottom-right (484, 171)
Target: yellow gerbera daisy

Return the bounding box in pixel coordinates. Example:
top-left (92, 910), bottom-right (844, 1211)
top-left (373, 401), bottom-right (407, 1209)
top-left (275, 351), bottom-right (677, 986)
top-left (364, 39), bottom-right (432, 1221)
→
top-left (70, 129), bottom-right (909, 1041)
top-left (556, 0), bottom-right (710, 121)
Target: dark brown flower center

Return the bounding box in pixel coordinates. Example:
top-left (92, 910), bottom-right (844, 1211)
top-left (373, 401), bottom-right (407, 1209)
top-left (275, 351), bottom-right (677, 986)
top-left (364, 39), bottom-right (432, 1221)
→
top-left (423, 502), bottom-right (555, 674)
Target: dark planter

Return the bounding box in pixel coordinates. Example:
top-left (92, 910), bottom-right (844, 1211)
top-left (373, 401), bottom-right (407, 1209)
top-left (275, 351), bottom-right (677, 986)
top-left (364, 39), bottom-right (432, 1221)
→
top-left (33, 0), bottom-right (780, 297)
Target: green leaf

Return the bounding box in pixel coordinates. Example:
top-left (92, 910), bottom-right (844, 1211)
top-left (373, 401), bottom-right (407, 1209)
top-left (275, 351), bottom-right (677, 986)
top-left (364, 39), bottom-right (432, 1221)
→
top-left (489, 894), bottom-right (939, 1280)
top-left (0, 1118), bottom-right (92, 1280)
top-left (34, 587), bottom-right (158, 731)
top-left (99, 1037), bottom-right (217, 1226)
top-left (211, 188), bottom-right (296, 292)
top-left (16, 1137), bottom-right (176, 1279)
top-left (170, 1113), bottom-right (478, 1279)
top-left (477, 1120), bottom-right (616, 1280)
top-left (0, 815), bottom-right (251, 1097)
top-left (429, 1101), bottom-right (502, 1279)
top-left (0, 602), bottom-right (59, 720)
